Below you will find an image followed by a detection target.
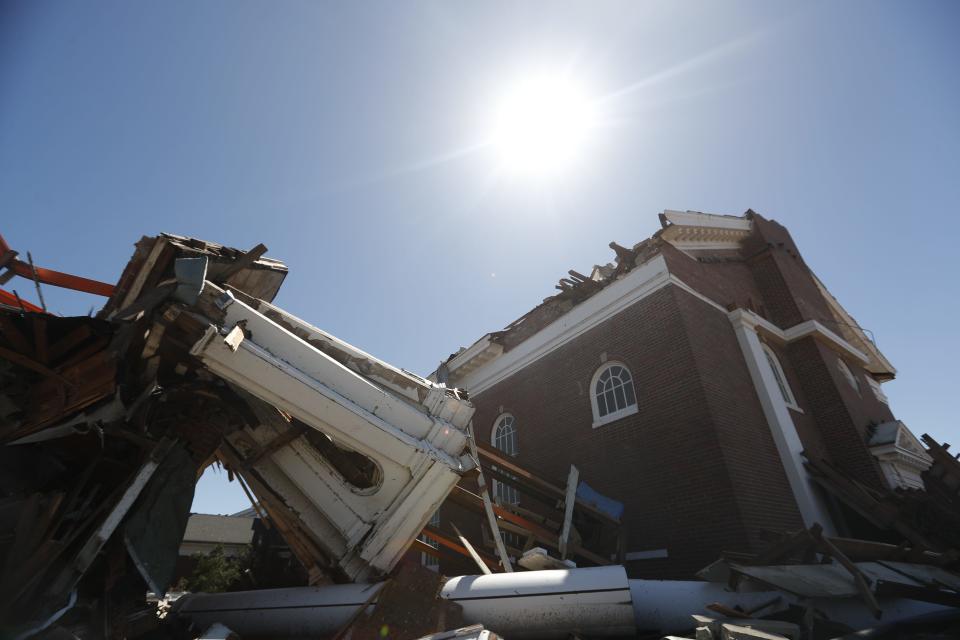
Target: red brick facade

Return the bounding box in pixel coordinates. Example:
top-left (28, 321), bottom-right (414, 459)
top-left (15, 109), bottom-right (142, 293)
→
top-left (434, 211), bottom-right (904, 579)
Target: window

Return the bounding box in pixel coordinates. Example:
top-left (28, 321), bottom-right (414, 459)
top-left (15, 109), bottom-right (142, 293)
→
top-left (491, 414), bottom-right (519, 506)
top-left (590, 362), bottom-right (638, 427)
top-left (837, 359), bottom-right (860, 395)
top-left (867, 377), bottom-right (889, 404)
top-left (419, 510), bottom-right (441, 571)
top-left (761, 344), bottom-right (799, 410)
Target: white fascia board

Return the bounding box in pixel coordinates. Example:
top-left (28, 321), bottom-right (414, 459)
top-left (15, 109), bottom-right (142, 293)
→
top-left (446, 335), bottom-right (493, 372)
top-left (212, 297), bottom-right (471, 457)
top-left (197, 335), bottom-right (464, 470)
top-left (662, 210), bottom-right (752, 231)
top-left (457, 264), bottom-right (870, 398)
top-left (238, 294), bottom-right (445, 407)
top-left (784, 320), bottom-right (870, 365)
top-left (668, 241), bottom-right (745, 251)
top-left (458, 255), bottom-right (672, 395)
top-left (738, 311), bottom-right (870, 365)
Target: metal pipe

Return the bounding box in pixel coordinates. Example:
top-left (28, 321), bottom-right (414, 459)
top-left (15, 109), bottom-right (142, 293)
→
top-left (171, 568), bottom-right (956, 639)
top-left (173, 567), bottom-right (635, 639)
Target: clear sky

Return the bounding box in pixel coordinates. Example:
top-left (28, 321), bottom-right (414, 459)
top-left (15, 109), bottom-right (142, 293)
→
top-left (2, 1), bottom-right (957, 515)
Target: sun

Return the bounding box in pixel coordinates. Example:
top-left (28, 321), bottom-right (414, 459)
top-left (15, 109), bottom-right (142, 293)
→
top-left (491, 74), bottom-right (596, 177)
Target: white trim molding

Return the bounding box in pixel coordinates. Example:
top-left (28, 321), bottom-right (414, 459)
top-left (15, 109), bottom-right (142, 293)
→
top-left (447, 254), bottom-right (871, 398)
top-left (868, 421), bottom-right (932, 490)
top-left (590, 362), bottom-right (640, 429)
top-left (449, 254), bottom-right (672, 394)
top-left (659, 210), bottom-right (753, 254)
top-left (760, 343), bottom-right (802, 412)
top-left (728, 309), bottom-right (836, 533)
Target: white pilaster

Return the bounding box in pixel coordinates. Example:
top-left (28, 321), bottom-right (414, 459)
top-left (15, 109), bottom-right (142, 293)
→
top-left (728, 309), bottom-right (835, 533)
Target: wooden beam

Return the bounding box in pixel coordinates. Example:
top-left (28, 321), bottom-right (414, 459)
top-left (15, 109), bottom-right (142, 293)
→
top-left (811, 525), bottom-right (882, 619)
top-left (451, 522), bottom-right (492, 575)
top-left (31, 316), bottom-right (48, 364)
top-left (48, 324), bottom-right (93, 362)
top-left (450, 485), bottom-right (610, 566)
top-left (0, 315), bottom-right (33, 354)
top-left (0, 343), bottom-right (71, 384)
top-left (477, 444), bottom-right (620, 525)
top-left (466, 423), bottom-right (512, 572)
top-left (559, 465), bottom-right (579, 560)
top-left (423, 525), bottom-right (500, 571)
top-left (221, 243), bottom-right (268, 283)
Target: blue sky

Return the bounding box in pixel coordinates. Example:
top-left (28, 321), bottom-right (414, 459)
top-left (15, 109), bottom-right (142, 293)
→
top-left (2, 1), bottom-right (957, 514)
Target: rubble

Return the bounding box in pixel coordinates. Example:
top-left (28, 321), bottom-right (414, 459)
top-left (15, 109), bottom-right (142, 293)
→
top-left (2, 229), bottom-right (960, 640)
top-left (0, 232), bottom-right (475, 636)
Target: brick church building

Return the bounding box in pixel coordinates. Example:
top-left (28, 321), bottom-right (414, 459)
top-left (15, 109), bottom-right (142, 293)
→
top-left (432, 209), bottom-right (932, 579)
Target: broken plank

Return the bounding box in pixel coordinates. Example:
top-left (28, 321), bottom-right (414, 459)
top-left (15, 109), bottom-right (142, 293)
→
top-left (450, 485), bottom-right (610, 566)
top-left (220, 243), bottom-right (268, 283)
top-left (477, 444), bottom-right (620, 524)
top-left (423, 524), bottom-right (499, 571)
top-left (451, 522), bottom-right (492, 575)
top-left (0, 343), bottom-right (71, 384)
top-left (0, 315), bottom-right (33, 355)
top-left (466, 423), bottom-right (512, 572)
top-left (32, 316), bottom-right (48, 364)
top-left (559, 465), bottom-right (579, 560)
top-left (48, 324), bottom-right (94, 362)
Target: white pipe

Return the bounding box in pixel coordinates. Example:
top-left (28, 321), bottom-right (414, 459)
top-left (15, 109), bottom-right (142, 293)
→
top-left (628, 579), bottom-right (783, 631)
top-left (173, 567), bottom-right (634, 639)
top-left (172, 569), bottom-right (955, 639)
top-left (172, 583), bottom-right (384, 638)
top-left (443, 566), bottom-right (635, 638)
top-left (628, 579), bottom-right (953, 634)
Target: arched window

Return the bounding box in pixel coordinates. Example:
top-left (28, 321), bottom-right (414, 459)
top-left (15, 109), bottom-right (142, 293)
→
top-left (837, 358), bottom-right (860, 395)
top-left (590, 362), bottom-right (638, 427)
top-left (419, 510), bottom-right (441, 571)
top-left (762, 344), bottom-right (799, 409)
top-left (491, 414), bottom-right (519, 505)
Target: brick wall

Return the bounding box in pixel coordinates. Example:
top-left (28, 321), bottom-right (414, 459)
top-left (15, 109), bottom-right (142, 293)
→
top-left (669, 213), bottom-right (893, 491)
top-left (465, 285), bottom-right (801, 578)
top-left (432, 212), bottom-right (900, 575)
top-left (674, 289), bottom-right (804, 551)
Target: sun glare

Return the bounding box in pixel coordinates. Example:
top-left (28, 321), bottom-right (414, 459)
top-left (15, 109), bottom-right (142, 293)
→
top-left (491, 74), bottom-right (596, 177)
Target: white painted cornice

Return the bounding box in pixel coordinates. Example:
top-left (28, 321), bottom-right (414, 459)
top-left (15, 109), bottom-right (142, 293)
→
top-left (729, 309), bottom-right (869, 365)
top-left (451, 255), bottom-right (671, 394)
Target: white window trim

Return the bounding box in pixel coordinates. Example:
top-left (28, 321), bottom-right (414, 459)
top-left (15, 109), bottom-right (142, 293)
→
top-left (761, 343), bottom-right (802, 413)
top-left (491, 413), bottom-right (518, 455)
top-left (419, 510), bottom-right (441, 571)
top-left (590, 362), bottom-right (639, 428)
top-left (837, 358), bottom-right (861, 395)
top-left (729, 309), bottom-right (835, 532)
top-left (491, 413), bottom-right (519, 506)
top-left (867, 377), bottom-right (889, 404)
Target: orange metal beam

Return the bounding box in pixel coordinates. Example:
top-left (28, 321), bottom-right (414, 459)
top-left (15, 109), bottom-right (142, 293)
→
top-left (8, 261), bottom-right (115, 297)
top-left (0, 233), bottom-right (116, 297)
top-left (0, 289), bottom-right (45, 313)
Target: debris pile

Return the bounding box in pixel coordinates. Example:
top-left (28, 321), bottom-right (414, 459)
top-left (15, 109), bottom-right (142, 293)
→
top-left (0, 232), bottom-right (478, 638)
top-left (2, 230), bottom-right (960, 640)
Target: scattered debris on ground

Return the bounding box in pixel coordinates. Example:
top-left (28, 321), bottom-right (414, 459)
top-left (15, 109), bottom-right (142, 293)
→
top-left (2, 230), bottom-right (959, 640)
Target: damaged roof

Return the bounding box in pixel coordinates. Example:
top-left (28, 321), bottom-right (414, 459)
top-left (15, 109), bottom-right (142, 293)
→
top-left (437, 209), bottom-right (896, 387)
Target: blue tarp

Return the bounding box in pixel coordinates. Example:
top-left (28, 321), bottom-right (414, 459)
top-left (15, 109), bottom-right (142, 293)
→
top-left (575, 480), bottom-right (624, 521)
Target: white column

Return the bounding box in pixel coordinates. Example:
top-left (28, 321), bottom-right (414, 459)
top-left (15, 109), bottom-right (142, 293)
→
top-left (728, 310), bottom-right (835, 533)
